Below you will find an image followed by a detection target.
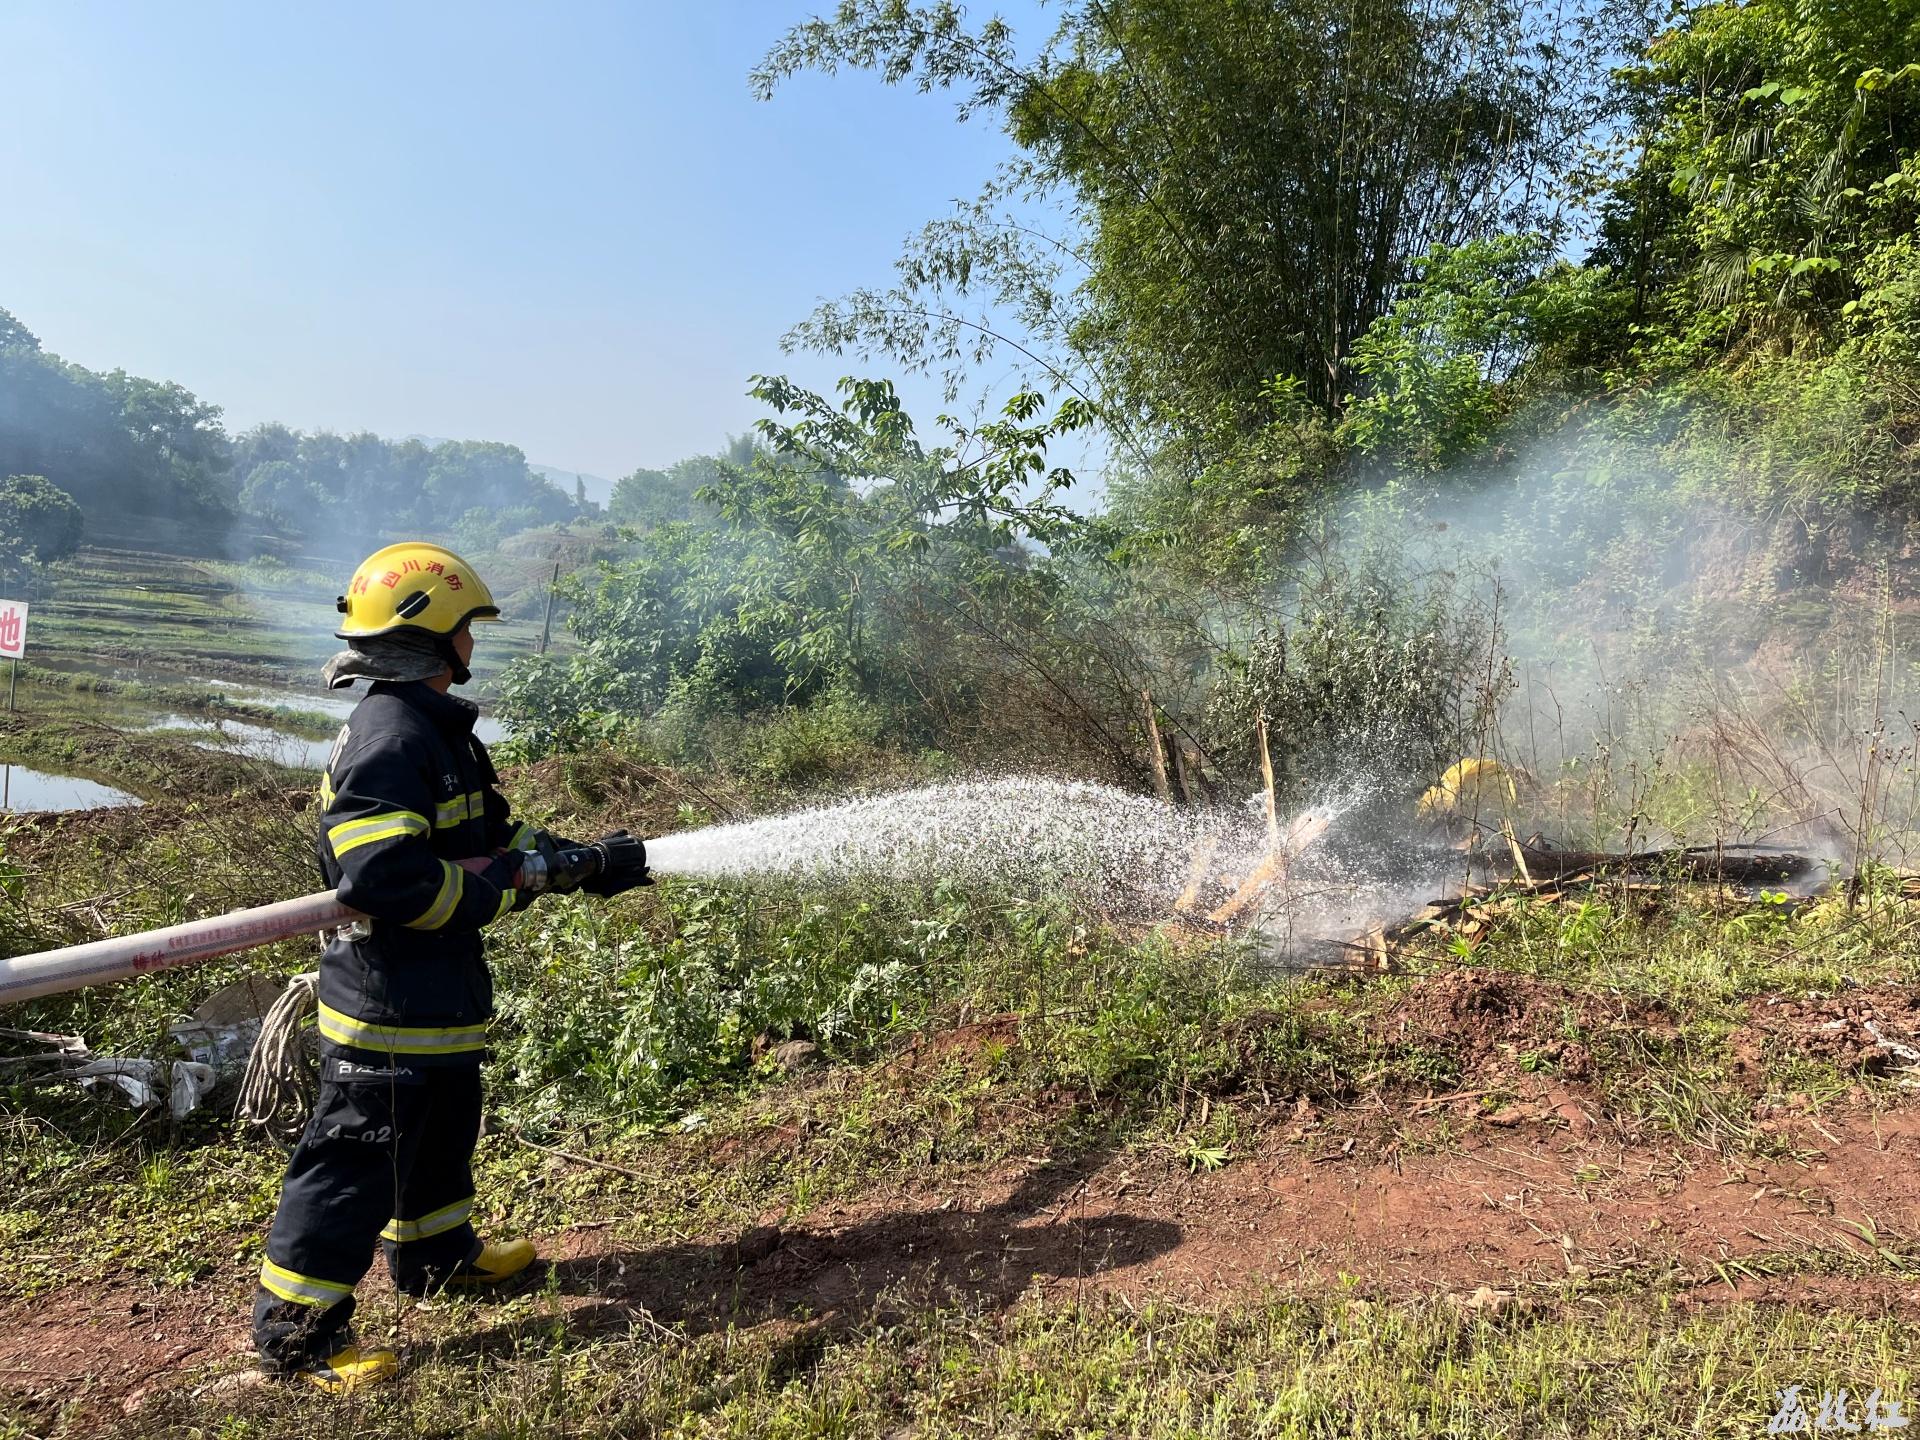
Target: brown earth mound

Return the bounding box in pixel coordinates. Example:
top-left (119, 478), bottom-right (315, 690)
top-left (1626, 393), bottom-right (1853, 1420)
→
top-left (1370, 967), bottom-right (1676, 1089)
top-left (504, 750), bottom-right (741, 843)
top-left (1743, 989), bottom-right (1920, 1075)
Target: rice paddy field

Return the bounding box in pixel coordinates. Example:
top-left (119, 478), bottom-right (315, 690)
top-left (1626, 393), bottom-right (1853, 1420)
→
top-left (0, 543), bottom-right (545, 809)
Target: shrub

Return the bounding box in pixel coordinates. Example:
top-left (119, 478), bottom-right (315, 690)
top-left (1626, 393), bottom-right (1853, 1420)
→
top-left (1206, 561), bottom-right (1504, 809)
top-left (487, 884), bottom-right (932, 1131)
top-left (732, 690), bottom-right (888, 788)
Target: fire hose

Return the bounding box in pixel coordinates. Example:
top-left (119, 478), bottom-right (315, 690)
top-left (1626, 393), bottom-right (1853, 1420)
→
top-left (0, 829), bottom-right (649, 1009)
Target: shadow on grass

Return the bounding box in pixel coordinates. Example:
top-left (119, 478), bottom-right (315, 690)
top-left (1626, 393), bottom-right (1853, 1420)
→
top-left (436, 1144), bottom-right (1181, 1382)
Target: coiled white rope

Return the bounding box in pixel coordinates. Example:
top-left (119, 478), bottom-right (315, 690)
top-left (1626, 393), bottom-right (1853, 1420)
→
top-left (238, 972), bottom-right (319, 1140)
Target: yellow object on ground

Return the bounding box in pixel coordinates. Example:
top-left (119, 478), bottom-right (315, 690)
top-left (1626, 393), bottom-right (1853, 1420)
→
top-left (297, 1344), bottom-right (399, 1395)
top-left (446, 1238), bottom-right (538, 1289)
top-left (334, 541), bottom-right (501, 639)
top-left (1417, 758), bottom-right (1518, 817)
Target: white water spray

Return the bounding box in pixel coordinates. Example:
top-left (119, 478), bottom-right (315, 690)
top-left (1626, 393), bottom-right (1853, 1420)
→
top-left (646, 777), bottom-right (1347, 919)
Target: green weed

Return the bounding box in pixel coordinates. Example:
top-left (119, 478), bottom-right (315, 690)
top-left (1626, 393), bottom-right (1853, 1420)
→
top-left (121, 1288), bottom-right (1919, 1439)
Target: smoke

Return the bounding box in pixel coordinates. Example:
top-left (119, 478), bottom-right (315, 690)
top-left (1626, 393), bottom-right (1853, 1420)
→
top-left (1321, 413), bottom-right (1909, 863)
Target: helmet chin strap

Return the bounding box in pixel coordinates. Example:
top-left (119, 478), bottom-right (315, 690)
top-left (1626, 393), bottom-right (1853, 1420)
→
top-left (436, 633), bottom-right (472, 687)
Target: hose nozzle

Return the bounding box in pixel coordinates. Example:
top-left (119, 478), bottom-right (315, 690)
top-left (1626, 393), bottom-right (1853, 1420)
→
top-left (515, 829), bottom-right (651, 896)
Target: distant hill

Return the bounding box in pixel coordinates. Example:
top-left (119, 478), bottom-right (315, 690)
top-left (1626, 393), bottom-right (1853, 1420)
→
top-left (528, 463), bottom-right (616, 509)
top-left (403, 434), bottom-right (616, 508)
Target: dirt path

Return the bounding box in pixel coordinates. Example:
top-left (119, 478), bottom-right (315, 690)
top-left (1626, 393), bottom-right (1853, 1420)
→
top-left (7, 1099), bottom-right (1917, 1430)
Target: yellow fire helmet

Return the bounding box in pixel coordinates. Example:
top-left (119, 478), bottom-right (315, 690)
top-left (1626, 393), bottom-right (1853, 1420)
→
top-left (334, 542), bottom-right (501, 640)
top-left (1416, 757), bottom-right (1519, 817)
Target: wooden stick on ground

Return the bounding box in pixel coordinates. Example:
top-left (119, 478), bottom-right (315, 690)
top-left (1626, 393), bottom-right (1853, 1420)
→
top-left (509, 1130), bottom-right (654, 1183)
top-left (1503, 823), bottom-right (1533, 886)
top-left (1172, 742), bottom-right (1200, 806)
top-left (1206, 811), bottom-right (1332, 927)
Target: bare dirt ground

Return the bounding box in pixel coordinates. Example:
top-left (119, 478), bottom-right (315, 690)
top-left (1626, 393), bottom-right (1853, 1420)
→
top-left (6, 1085), bottom-right (1917, 1431)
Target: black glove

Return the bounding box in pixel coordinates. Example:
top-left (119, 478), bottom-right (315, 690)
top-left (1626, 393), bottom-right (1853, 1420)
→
top-left (475, 852), bottom-right (522, 891)
top-left (512, 832), bottom-right (604, 895)
top-left (473, 852), bottom-right (542, 912)
top-left (581, 830), bottom-right (651, 897)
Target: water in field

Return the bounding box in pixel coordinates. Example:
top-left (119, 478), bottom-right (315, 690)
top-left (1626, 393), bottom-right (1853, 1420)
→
top-left (204, 678), bottom-right (508, 742)
top-left (0, 765), bottom-right (140, 813)
top-left (294, 682), bottom-right (507, 746)
top-left (140, 714), bottom-right (337, 770)
top-left (32, 544), bottom-right (514, 762)
top-left (205, 679), bottom-right (360, 721)
top-left (140, 689), bottom-right (505, 770)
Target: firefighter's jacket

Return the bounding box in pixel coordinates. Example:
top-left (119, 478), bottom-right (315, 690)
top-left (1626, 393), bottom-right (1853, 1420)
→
top-left (313, 681), bottom-right (533, 1066)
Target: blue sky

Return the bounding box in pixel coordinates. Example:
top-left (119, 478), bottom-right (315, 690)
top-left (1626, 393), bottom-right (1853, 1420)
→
top-left (0, 2), bottom-right (1078, 483)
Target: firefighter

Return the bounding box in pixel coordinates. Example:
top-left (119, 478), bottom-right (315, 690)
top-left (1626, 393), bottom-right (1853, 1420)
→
top-left (251, 542), bottom-right (646, 1392)
top-left (1416, 757), bottom-right (1520, 822)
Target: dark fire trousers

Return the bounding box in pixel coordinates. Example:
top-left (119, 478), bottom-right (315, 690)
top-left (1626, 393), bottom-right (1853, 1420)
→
top-left (252, 1057), bottom-right (483, 1368)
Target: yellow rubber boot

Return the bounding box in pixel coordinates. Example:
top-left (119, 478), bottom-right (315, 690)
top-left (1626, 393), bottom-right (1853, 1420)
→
top-left (445, 1238), bottom-right (536, 1289)
top-left (297, 1344), bottom-right (399, 1394)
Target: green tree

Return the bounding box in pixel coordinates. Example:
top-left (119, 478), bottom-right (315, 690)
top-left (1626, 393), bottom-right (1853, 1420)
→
top-left (1341, 237), bottom-right (1629, 470)
top-left (0, 308), bottom-right (236, 529)
top-left (228, 428), bottom-right (575, 551)
top-left (423, 441), bottom-right (573, 526)
top-left (238, 459), bottom-right (327, 530)
top-left (607, 437), bottom-right (759, 529)
top-left (0, 474), bottom-right (84, 570)
top-left (608, 467), bottom-right (673, 526)
top-left (497, 377), bottom-right (1109, 759)
top-left (699, 375), bottom-right (1089, 695)
top-left (1594, 0), bottom-right (1920, 351)
top-left (98, 372), bottom-right (233, 516)
top-left (756, 0), bottom-right (1627, 444)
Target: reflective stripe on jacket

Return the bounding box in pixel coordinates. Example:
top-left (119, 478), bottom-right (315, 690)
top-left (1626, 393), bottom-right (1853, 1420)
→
top-left (314, 681), bottom-right (521, 1066)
